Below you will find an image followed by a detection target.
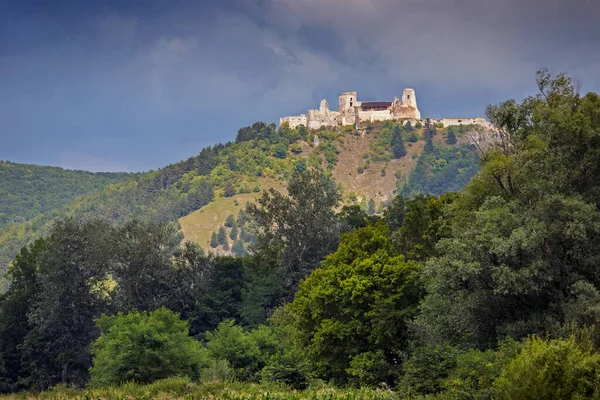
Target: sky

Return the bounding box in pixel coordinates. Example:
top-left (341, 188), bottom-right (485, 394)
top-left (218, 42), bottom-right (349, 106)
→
top-left (0, 0), bottom-right (598, 172)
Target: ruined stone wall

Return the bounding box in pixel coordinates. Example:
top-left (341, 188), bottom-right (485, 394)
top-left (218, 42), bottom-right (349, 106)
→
top-left (280, 114), bottom-right (307, 129)
top-left (357, 109), bottom-right (393, 123)
top-left (436, 117), bottom-right (491, 128)
top-left (338, 92), bottom-right (357, 126)
top-left (307, 108), bottom-right (339, 129)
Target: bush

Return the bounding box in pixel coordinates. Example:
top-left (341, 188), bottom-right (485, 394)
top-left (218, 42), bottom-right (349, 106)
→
top-left (493, 334), bottom-right (600, 399)
top-left (89, 308), bottom-right (206, 386)
top-left (399, 344), bottom-right (460, 396)
top-left (205, 320), bottom-right (261, 381)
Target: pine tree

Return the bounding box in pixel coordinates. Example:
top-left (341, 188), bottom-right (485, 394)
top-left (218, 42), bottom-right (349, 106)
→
top-left (424, 131), bottom-right (434, 153)
top-left (237, 209), bottom-right (247, 227)
top-left (391, 125), bottom-right (407, 158)
top-left (230, 224), bottom-right (238, 241)
top-left (225, 215), bottom-right (235, 228)
top-left (231, 240), bottom-right (247, 256)
top-left (222, 238), bottom-right (230, 251)
top-left (210, 232), bottom-right (218, 248)
top-left (446, 128), bottom-right (457, 145)
top-left (217, 226), bottom-right (227, 245)
top-left (367, 199), bottom-right (376, 215)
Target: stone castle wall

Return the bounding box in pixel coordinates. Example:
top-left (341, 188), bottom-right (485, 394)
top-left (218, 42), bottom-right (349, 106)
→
top-left (279, 89), bottom-right (490, 131)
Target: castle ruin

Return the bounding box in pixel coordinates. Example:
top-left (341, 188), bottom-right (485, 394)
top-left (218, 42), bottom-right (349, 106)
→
top-left (280, 89), bottom-right (490, 130)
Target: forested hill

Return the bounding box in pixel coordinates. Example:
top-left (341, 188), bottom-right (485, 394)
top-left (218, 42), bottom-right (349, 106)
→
top-left (0, 121), bottom-right (487, 285)
top-left (0, 161), bottom-right (133, 228)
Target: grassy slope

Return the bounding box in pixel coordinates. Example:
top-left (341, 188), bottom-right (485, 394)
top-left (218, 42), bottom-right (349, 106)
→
top-left (178, 129), bottom-right (427, 252)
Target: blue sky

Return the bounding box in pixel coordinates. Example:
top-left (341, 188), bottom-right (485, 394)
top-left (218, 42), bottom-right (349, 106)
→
top-left (1, 0), bottom-right (598, 172)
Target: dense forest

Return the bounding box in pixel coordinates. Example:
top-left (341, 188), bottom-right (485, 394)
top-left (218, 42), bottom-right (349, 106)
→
top-left (0, 162), bottom-right (132, 228)
top-left (2, 70), bottom-right (597, 399)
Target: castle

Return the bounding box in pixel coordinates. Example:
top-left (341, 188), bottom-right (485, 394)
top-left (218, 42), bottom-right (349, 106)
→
top-left (280, 89), bottom-right (490, 130)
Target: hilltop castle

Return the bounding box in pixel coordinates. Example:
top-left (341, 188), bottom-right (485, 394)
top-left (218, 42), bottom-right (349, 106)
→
top-left (280, 89), bottom-right (490, 130)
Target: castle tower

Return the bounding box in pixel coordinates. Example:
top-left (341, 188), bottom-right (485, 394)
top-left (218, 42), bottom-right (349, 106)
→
top-left (319, 99), bottom-right (329, 112)
top-left (402, 89), bottom-right (418, 108)
top-left (401, 89), bottom-right (420, 119)
top-left (338, 92), bottom-right (357, 112)
top-left (338, 92), bottom-right (357, 126)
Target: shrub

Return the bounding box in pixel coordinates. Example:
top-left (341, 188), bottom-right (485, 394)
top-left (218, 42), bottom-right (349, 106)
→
top-left (399, 344), bottom-right (460, 396)
top-left (89, 308), bottom-right (206, 386)
top-left (493, 334), bottom-right (600, 399)
top-left (205, 320), bottom-right (261, 381)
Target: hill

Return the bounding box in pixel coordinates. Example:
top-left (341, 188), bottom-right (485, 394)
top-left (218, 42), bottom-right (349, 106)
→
top-left (0, 161), bottom-right (133, 228)
top-left (0, 121), bottom-right (492, 283)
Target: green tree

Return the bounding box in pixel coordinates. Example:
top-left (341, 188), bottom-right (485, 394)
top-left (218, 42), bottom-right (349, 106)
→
top-left (290, 223), bottom-right (422, 386)
top-left (217, 226), bottom-right (227, 245)
top-left (417, 70), bottom-right (600, 349)
top-left (205, 320), bottom-right (261, 381)
top-left (247, 170), bottom-right (341, 298)
top-left (424, 131), bottom-right (434, 153)
top-left (89, 308), bottom-right (205, 386)
top-left (210, 232), bottom-right (218, 248)
top-left (391, 125), bottom-right (407, 158)
top-left (230, 224), bottom-right (239, 241)
top-left (446, 128), bottom-right (457, 144)
top-left (225, 215), bottom-right (236, 228)
top-left (367, 198), bottom-right (376, 215)
top-left (0, 239), bottom-right (46, 392)
top-left (21, 220), bottom-right (115, 389)
top-left (493, 334), bottom-right (600, 399)
top-left (231, 240), bottom-right (247, 257)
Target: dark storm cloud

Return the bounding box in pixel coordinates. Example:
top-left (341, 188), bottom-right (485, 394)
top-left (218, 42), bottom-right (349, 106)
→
top-left (0, 0), bottom-right (598, 171)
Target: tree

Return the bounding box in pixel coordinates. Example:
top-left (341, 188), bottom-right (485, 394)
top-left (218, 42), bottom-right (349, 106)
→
top-left (0, 239), bottom-right (46, 392)
top-left (237, 209), bottom-right (247, 227)
top-left (417, 70), bottom-right (600, 349)
top-left (225, 215), bottom-right (236, 228)
top-left (210, 232), bottom-right (218, 248)
top-left (217, 226), bottom-right (227, 245)
top-left (247, 169), bottom-right (341, 298)
top-left (493, 334), bottom-right (600, 399)
top-left (367, 199), bottom-right (376, 215)
top-left (446, 128), bottom-right (457, 144)
top-left (231, 240), bottom-right (247, 257)
top-left (89, 308), bottom-right (205, 386)
top-left (21, 219), bottom-right (115, 389)
top-left (223, 183), bottom-right (236, 198)
top-left (424, 131), bottom-right (434, 153)
top-left (391, 125), bottom-right (407, 158)
top-left (290, 223), bottom-right (422, 386)
top-left (230, 224), bottom-right (239, 241)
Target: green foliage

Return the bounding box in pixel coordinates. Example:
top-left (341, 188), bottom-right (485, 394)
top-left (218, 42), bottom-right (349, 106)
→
top-left (230, 224), bottom-right (239, 241)
top-left (446, 128), bottom-right (457, 145)
top-left (391, 125), bottom-right (407, 158)
top-left (225, 215), bottom-right (236, 227)
top-left (317, 142), bottom-right (340, 168)
top-left (493, 334), bottom-right (600, 399)
top-left (217, 226), bottom-right (227, 245)
top-left (89, 308), bottom-right (205, 386)
top-left (0, 161), bottom-right (132, 229)
top-left (210, 232), bottom-right (218, 248)
top-left (400, 344), bottom-right (460, 396)
top-left (400, 144), bottom-right (479, 196)
top-left (205, 320), bottom-right (261, 381)
top-left (290, 223), bottom-right (422, 386)
top-left (247, 170), bottom-right (340, 298)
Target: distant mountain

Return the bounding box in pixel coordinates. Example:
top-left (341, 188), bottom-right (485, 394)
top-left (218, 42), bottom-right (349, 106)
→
top-left (0, 161), bottom-right (133, 228)
top-left (0, 121), bottom-right (491, 286)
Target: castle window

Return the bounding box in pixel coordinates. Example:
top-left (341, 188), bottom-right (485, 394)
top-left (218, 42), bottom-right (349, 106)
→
top-left (350, 98), bottom-right (353, 101)
top-left (407, 95), bottom-right (410, 99)
top-left (350, 102), bottom-right (353, 107)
